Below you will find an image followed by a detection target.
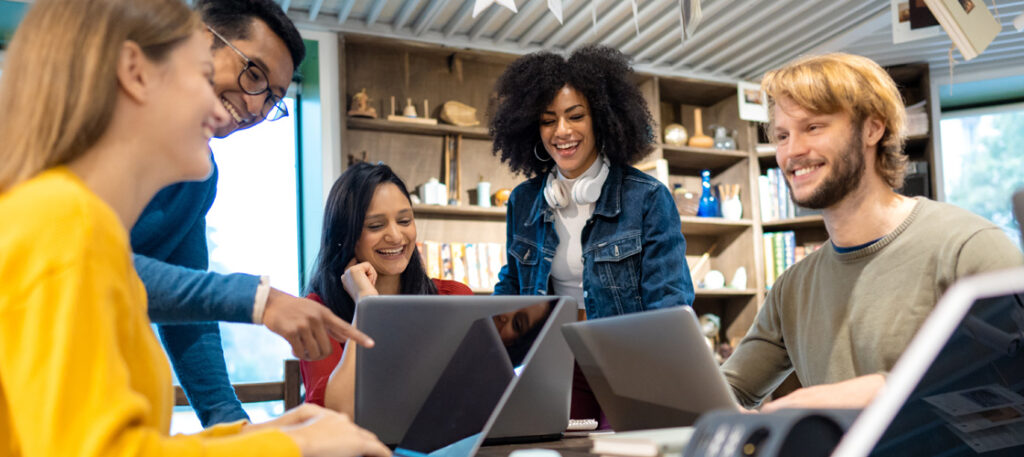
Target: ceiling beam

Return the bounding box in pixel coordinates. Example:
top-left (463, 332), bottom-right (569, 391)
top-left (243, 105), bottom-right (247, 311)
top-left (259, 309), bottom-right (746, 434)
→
top-left (540, 0), bottom-right (598, 49)
top-left (633, 0), bottom-right (733, 62)
top-left (694, 0), bottom-right (821, 72)
top-left (443, 0), bottom-right (475, 37)
top-left (493, 0), bottom-right (545, 43)
top-left (597, 0), bottom-right (663, 50)
top-left (618, 3), bottom-right (680, 55)
top-left (804, 8), bottom-right (889, 56)
top-left (734, 1), bottom-right (880, 78)
top-left (720, 0), bottom-right (853, 75)
top-left (393, 0), bottom-right (419, 30)
top-left (366, 0), bottom-right (388, 26)
top-left (675, 1), bottom-right (792, 69)
top-left (336, 0), bottom-right (356, 23)
top-left (563, 0), bottom-right (632, 52)
top-left (518, 0), bottom-right (581, 47)
top-left (309, 0), bottom-right (325, 21)
top-left (468, 3), bottom-right (503, 40)
top-left (652, 0), bottom-right (759, 67)
top-left (412, 0), bottom-right (446, 36)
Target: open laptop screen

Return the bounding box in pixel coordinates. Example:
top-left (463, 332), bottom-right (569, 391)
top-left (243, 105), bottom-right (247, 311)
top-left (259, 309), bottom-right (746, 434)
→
top-left (393, 301), bottom-right (555, 457)
top-left (867, 291), bottom-right (1024, 456)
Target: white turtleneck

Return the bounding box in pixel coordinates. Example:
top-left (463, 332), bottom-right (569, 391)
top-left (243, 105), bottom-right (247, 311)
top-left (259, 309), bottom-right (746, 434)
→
top-left (549, 157), bottom-right (607, 310)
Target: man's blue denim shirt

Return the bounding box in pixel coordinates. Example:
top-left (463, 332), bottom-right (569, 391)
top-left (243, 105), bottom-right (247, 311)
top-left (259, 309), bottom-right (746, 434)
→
top-left (494, 164), bottom-right (695, 318)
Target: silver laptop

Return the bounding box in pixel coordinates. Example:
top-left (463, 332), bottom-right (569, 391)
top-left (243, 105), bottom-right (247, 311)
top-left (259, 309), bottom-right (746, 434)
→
top-left (561, 306), bottom-right (740, 431)
top-left (832, 266), bottom-right (1024, 457)
top-left (354, 295), bottom-right (576, 450)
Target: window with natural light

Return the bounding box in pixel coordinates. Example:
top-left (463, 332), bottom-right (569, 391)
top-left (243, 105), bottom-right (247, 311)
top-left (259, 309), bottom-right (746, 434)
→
top-left (170, 97), bottom-right (301, 434)
top-left (940, 103), bottom-right (1024, 249)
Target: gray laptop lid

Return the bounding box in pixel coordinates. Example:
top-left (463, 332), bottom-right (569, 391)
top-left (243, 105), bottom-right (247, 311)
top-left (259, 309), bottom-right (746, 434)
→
top-left (833, 267), bottom-right (1024, 457)
top-left (561, 306), bottom-right (737, 431)
top-left (354, 295), bottom-right (575, 447)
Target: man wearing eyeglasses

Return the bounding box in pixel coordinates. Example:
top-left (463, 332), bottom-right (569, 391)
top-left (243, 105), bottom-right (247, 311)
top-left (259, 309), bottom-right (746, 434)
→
top-left (132, 0), bottom-right (372, 427)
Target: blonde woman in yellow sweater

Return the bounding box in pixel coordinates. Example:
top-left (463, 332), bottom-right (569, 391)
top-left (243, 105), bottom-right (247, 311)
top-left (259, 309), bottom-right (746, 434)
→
top-left (0, 1), bottom-right (391, 456)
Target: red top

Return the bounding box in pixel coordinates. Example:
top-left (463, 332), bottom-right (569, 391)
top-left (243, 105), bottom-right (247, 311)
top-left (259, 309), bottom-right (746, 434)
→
top-left (298, 278), bottom-right (473, 407)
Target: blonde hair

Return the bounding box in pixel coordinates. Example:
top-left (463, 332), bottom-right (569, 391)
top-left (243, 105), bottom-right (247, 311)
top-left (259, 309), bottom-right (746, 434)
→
top-left (0, 0), bottom-right (200, 192)
top-left (762, 53), bottom-right (908, 189)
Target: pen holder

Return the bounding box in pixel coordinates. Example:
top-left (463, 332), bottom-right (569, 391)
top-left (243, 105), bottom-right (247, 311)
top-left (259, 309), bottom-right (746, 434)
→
top-left (721, 196), bottom-right (742, 220)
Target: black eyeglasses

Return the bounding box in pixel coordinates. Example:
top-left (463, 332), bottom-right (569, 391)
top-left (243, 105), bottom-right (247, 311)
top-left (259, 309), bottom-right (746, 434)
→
top-left (207, 26), bottom-right (288, 122)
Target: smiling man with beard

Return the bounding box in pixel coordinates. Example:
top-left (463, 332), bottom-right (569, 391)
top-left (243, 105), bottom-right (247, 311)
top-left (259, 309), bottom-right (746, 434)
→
top-left (132, 0), bottom-right (373, 427)
top-left (721, 53), bottom-right (1022, 412)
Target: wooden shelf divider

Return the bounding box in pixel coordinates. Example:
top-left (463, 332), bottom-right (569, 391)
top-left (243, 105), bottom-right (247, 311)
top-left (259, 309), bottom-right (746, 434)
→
top-left (680, 216), bottom-right (753, 235)
top-left (348, 117), bottom-right (490, 140)
top-left (660, 143), bottom-right (749, 171)
top-left (413, 203), bottom-right (507, 219)
top-left (695, 288), bottom-right (759, 298)
top-left (761, 215), bottom-right (825, 230)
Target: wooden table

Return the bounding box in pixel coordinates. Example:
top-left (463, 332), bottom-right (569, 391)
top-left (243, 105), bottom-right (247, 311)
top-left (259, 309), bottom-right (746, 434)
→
top-left (477, 437), bottom-right (593, 457)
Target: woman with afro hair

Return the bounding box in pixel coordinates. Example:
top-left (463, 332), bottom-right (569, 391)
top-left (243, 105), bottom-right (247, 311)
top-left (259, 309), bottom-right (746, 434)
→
top-left (490, 45), bottom-right (695, 423)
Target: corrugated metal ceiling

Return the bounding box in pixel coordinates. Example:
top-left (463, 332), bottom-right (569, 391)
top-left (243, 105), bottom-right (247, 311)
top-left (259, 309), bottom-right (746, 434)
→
top-left (282, 0), bottom-right (1024, 83)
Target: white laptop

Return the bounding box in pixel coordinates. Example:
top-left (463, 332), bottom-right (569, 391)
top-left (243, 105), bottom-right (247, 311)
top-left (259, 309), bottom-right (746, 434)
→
top-left (832, 266), bottom-right (1024, 457)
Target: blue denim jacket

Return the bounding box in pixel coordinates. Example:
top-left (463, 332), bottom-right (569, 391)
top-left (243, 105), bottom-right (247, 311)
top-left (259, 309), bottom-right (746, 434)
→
top-left (494, 164), bottom-right (694, 318)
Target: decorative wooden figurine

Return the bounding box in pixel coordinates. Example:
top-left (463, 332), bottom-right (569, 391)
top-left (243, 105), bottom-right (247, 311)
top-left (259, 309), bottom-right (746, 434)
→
top-left (347, 88), bottom-right (377, 118)
top-left (687, 108), bottom-right (714, 148)
top-left (387, 96), bottom-right (437, 125)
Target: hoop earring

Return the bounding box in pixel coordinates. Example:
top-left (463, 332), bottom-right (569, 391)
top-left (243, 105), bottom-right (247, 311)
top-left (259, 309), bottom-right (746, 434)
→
top-left (534, 142), bottom-right (552, 162)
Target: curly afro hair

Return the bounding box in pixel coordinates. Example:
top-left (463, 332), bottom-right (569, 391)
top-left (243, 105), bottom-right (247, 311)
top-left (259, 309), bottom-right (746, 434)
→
top-left (489, 45), bottom-right (654, 178)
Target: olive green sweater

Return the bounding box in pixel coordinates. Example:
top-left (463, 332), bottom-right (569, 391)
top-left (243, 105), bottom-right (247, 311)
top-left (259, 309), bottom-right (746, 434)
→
top-left (722, 198), bottom-right (1023, 408)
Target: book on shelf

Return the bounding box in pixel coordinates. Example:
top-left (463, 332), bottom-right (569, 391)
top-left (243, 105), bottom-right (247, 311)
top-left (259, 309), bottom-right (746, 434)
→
top-left (590, 426), bottom-right (695, 457)
top-left (763, 230), bottom-right (824, 288)
top-left (422, 241), bottom-right (505, 289)
top-left (422, 241), bottom-right (442, 279)
top-left (440, 242), bottom-right (454, 281)
top-left (464, 243), bottom-right (480, 289)
top-left (487, 242), bottom-right (504, 289)
top-left (763, 232), bottom-right (776, 289)
top-left (759, 168), bottom-right (822, 221)
top-left (923, 0), bottom-right (1001, 61)
top-left (450, 242), bottom-right (468, 286)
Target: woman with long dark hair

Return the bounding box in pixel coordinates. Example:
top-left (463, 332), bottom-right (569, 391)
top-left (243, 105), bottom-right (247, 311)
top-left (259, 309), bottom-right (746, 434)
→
top-left (300, 162), bottom-right (472, 412)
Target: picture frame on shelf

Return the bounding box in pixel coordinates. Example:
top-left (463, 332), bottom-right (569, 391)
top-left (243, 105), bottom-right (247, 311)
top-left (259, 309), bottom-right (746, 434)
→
top-left (737, 81), bottom-right (768, 122)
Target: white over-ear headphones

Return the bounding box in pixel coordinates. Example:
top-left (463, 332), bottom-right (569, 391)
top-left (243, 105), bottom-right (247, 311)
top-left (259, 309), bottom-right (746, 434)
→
top-left (543, 157), bottom-right (609, 209)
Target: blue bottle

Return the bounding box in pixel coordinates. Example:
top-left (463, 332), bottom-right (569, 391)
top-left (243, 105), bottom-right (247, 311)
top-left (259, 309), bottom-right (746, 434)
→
top-left (697, 169), bottom-right (720, 217)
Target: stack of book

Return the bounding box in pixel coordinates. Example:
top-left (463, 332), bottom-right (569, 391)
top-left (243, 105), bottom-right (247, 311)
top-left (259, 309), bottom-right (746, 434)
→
top-left (590, 426), bottom-right (695, 457)
top-left (758, 168), bottom-right (821, 221)
top-left (763, 231), bottom-right (824, 289)
top-left (418, 241), bottom-right (506, 291)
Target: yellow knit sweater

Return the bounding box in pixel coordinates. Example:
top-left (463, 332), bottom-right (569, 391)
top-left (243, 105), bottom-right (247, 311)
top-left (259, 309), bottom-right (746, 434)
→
top-left (0, 168), bottom-right (300, 457)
